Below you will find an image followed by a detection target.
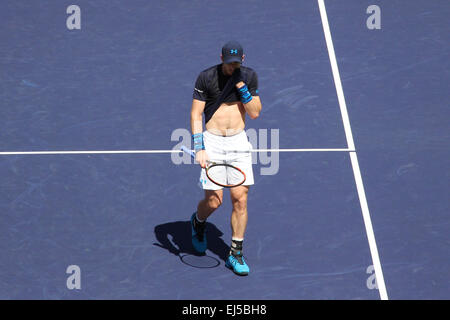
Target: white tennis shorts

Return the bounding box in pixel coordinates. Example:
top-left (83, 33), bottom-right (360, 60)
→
top-left (199, 130), bottom-right (254, 190)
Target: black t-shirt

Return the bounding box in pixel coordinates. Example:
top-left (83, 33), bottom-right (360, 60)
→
top-left (193, 64), bottom-right (259, 124)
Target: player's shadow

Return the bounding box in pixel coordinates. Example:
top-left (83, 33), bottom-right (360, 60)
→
top-left (153, 220), bottom-right (230, 263)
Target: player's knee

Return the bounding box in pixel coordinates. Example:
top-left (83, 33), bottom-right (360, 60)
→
top-left (207, 194), bottom-right (222, 210)
top-left (232, 197), bottom-right (247, 215)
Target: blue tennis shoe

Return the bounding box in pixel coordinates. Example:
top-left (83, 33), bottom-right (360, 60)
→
top-left (191, 212), bottom-right (207, 254)
top-left (225, 251), bottom-right (249, 276)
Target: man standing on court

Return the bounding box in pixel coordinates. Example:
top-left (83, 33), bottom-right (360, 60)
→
top-left (189, 41), bottom-right (262, 276)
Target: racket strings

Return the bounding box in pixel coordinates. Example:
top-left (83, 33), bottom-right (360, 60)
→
top-left (206, 163), bottom-right (245, 188)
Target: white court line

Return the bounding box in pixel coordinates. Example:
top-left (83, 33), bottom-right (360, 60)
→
top-left (318, 0), bottom-right (388, 300)
top-left (0, 148), bottom-right (354, 156)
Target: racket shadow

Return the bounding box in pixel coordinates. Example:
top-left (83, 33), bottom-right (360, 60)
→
top-left (153, 220), bottom-right (230, 263)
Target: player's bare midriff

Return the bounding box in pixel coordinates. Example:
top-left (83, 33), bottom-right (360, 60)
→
top-left (205, 101), bottom-right (246, 136)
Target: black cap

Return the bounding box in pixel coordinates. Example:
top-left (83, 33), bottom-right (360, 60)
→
top-left (221, 40), bottom-right (244, 64)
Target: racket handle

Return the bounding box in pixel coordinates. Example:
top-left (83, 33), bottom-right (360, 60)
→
top-left (181, 145), bottom-right (196, 159)
top-left (181, 146), bottom-right (213, 166)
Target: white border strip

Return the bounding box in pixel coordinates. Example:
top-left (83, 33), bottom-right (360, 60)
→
top-left (0, 148), bottom-right (354, 156)
top-left (350, 151), bottom-right (388, 299)
top-left (318, 0), bottom-right (388, 300)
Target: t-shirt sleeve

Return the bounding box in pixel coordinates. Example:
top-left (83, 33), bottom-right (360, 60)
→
top-left (193, 73), bottom-right (207, 101)
top-left (247, 71), bottom-right (259, 96)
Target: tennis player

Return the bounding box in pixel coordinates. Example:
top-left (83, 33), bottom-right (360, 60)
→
top-left (190, 41), bottom-right (262, 276)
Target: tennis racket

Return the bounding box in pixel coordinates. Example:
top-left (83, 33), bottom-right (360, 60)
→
top-left (181, 145), bottom-right (246, 188)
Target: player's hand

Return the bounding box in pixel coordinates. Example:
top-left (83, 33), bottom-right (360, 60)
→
top-left (195, 149), bottom-right (209, 168)
top-left (232, 68), bottom-right (246, 87)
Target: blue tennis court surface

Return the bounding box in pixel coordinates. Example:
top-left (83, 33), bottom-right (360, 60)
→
top-left (1, 0), bottom-right (448, 299)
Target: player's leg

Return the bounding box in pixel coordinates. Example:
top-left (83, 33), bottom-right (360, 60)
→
top-left (191, 130), bottom-right (225, 254)
top-left (197, 189), bottom-right (223, 221)
top-left (229, 185), bottom-right (249, 240)
top-left (226, 185), bottom-right (250, 275)
top-left (191, 189), bottom-right (223, 254)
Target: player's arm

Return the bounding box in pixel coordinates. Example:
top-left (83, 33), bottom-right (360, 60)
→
top-left (235, 71), bottom-right (262, 119)
top-left (237, 88), bottom-right (261, 119)
top-left (190, 99), bottom-right (209, 168)
top-left (190, 98), bottom-right (205, 135)
top-left (191, 73), bottom-right (208, 134)
top-left (191, 72), bottom-right (211, 167)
